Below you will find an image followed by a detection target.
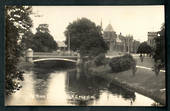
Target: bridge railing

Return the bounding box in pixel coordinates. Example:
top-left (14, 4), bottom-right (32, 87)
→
top-left (33, 51), bottom-right (78, 57)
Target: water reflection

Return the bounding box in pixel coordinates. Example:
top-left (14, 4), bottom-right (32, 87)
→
top-left (108, 83), bottom-right (136, 105)
top-left (32, 69), bottom-right (52, 102)
top-left (65, 69), bottom-right (136, 106)
top-left (66, 70), bottom-right (101, 105)
top-left (6, 65), bottom-right (157, 106)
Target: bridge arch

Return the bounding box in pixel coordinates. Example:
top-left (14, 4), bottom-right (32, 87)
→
top-left (33, 58), bottom-right (77, 63)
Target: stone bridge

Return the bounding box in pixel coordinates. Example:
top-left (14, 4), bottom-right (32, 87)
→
top-left (25, 48), bottom-right (80, 64)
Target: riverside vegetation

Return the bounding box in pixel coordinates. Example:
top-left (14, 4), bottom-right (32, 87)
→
top-left (82, 53), bottom-right (165, 105)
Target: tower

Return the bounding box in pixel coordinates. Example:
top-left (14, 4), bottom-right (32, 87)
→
top-left (103, 23), bottom-right (117, 52)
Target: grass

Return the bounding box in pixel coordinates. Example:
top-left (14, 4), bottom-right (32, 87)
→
top-left (88, 63), bottom-right (166, 105)
top-left (134, 56), bottom-right (155, 68)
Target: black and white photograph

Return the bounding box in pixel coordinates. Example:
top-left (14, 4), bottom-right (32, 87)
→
top-left (5, 6), bottom-right (165, 106)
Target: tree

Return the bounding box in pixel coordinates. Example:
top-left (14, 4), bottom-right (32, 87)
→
top-left (31, 24), bottom-right (58, 52)
top-left (20, 31), bottom-right (34, 50)
top-left (36, 24), bottom-right (49, 33)
top-left (5, 6), bottom-right (32, 95)
top-left (137, 42), bottom-right (153, 54)
top-left (64, 18), bottom-right (108, 57)
top-left (153, 23), bottom-right (165, 63)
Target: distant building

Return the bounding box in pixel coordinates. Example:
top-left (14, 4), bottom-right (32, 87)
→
top-left (103, 24), bottom-right (117, 51)
top-left (102, 23), bottom-right (140, 53)
top-left (56, 41), bottom-right (67, 51)
top-left (147, 32), bottom-right (158, 48)
top-left (132, 40), bottom-right (140, 53)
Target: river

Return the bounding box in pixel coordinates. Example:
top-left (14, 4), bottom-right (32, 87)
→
top-left (5, 66), bottom-right (158, 106)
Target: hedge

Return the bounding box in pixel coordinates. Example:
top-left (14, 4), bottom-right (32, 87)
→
top-left (109, 54), bottom-right (136, 73)
top-left (94, 53), bottom-right (106, 66)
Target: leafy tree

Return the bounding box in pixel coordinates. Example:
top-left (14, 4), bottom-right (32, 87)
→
top-left (36, 24), bottom-right (49, 33)
top-left (20, 31), bottom-right (34, 50)
top-left (31, 24), bottom-right (58, 52)
top-left (5, 6), bottom-right (32, 95)
top-left (137, 42), bottom-right (153, 54)
top-left (64, 18), bottom-right (108, 57)
top-left (153, 24), bottom-right (165, 63)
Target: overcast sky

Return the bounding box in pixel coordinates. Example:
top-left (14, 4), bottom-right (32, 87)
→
top-left (30, 6), bottom-right (164, 42)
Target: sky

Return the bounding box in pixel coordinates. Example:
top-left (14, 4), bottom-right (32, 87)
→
top-left (30, 6), bottom-right (164, 42)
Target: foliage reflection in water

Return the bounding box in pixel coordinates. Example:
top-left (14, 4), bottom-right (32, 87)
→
top-left (66, 69), bottom-right (136, 106)
top-left (6, 66), bottom-right (157, 106)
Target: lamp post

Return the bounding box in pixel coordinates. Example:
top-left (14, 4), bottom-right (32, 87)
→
top-left (124, 39), bottom-right (126, 52)
top-left (67, 32), bottom-right (70, 55)
top-left (127, 37), bottom-right (130, 53)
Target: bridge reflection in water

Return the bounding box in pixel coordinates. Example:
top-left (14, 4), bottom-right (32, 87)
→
top-left (6, 62), bottom-right (157, 106)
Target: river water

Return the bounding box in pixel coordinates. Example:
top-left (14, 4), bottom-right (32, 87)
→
top-left (5, 66), bottom-right (158, 106)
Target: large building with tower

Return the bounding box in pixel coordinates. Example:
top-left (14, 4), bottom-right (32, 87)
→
top-left (102, 23), bottom-right (140, 53)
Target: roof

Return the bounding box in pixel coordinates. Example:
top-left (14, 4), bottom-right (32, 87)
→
top-left (104, 24), bottom-right (114, 32)
top-left (57, 41), bottom-right (67, 47)
top-left (148, 32), bottom-right (158, 36)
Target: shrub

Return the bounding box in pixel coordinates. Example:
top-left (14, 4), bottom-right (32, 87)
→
top-left (109, 54), bottom-right (136, 73)
top-left (94, 53), bottom-right (106, 66)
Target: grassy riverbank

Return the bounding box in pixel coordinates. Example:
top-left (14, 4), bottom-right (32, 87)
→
top-left (88, 64), bottom-right (166, 105)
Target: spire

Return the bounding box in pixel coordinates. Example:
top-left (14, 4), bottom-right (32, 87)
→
top-left (100, 18), bottom-right (103, 28)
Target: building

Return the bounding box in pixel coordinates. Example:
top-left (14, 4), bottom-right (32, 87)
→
top-left (103, 24), bottom-right (117, 51)
top-left (132, 40), bottom-right (140, 53)
top-left (147, 32), bottom-right (158, 48)
top-left (56, 41), bottom-right (67, 51)
top-left (102, 23), bottom-right (140, 53)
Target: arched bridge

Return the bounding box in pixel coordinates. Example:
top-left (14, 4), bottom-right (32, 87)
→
top-left (33, 58), bottom-right (77, 63)
top-left (32, 52), bottom-right (78, 63)
top-left (25, 49), bottom-right (80, 64)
